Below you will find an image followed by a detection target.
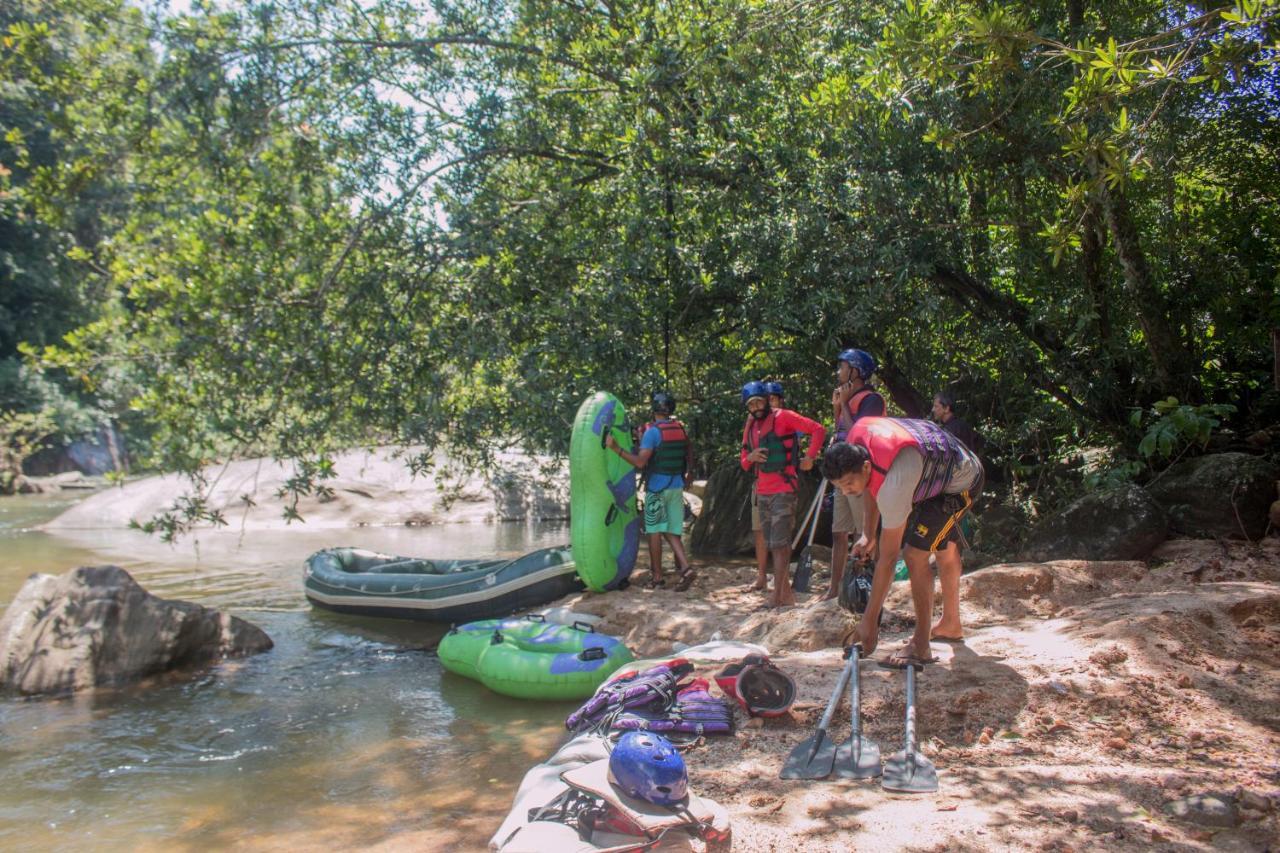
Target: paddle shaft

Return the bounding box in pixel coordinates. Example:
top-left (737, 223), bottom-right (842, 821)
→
top-left (791, 480), bottom-right (825, 550)
top-left (808, 650), bottom-right (856, 759)
top-left (904, 665), bottom-right (917, 755)
top-left (850, 646), bottom-right (861, 738)
top-left (805, 479), bottom-right (826, 548)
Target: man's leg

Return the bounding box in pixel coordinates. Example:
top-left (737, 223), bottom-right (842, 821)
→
top-left (753, 530), bottom-right (768, 590)
top-left (665, 532), bottom-right (690, 573)
top-left (825, 531), bottom-right (850, 601)
top-left (931, 540), bottom-right (964, 640)
top-left (647, 533), bottom-right (664, 582)
top-left (896, 545), bottom-right (934, 662)
top-left (771, 546), bottom-right (795, 606)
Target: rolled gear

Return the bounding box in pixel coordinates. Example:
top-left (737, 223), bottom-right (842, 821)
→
top-left (566, 659), bottom-right (694, 733)
top-left (612, 679), bottom-right (735, 736)
top-left (714, 655), bottom-right (797, 718)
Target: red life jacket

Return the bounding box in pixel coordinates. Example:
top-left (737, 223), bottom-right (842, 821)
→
top-left (741, 410), bottom-right (799, 483)
top-left (847, 417), bottom-right (966, 503)
top-left (835, 387), bottom-right (885, 440)
top-left (642, 419), bottom-right (689, 481)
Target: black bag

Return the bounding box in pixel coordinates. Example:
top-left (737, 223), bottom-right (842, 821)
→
top-left (838, 559), bottom-right (874, 615)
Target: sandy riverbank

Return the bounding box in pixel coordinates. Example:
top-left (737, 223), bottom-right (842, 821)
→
top-left (470, 538), bottom-right (1279, 852)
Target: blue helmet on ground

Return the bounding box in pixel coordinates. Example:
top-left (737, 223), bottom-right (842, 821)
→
top-left (651, 391), bottom-right (676, 414)
top-left (837, 348), bottom-right (877, 381)
top-left (764, 381), bottom-right (784, 399)
top-left (608, 732), bottom-right (688, 806)
top-left (741, 381), bottom-right (767, 404)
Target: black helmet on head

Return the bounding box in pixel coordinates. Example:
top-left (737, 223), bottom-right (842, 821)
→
top-left (651, 391), bottom-right (676, 415)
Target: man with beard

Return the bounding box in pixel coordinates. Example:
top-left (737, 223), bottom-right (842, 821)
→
top-left (740, 381), bottom-right (826, 607)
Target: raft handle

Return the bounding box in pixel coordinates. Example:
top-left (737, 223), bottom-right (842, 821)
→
top-left (524, 613), bottom-right (546, 623)
top-left (578, 646), bottom-right (607, 661)
top-left (490, 630), bottom-right (504, 645)
top-left (571, 620), bottom-right (596, 633)
top-left (604, 504), bottom-right (618, 526)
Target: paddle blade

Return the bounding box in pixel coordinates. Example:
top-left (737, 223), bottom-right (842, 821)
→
top-left (780, 729), bottom-right (837, 780)
top-left (792, 549), bottom-right (813, 593)
top-left (881, 749), bottom-right (937, 793)
top-left (833, 735), bottom-right (882, 780)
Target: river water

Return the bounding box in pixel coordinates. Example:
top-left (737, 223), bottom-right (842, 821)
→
top-left (0, 493), bottom-right (577, 851)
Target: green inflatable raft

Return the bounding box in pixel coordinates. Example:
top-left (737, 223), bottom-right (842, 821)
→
top-left (569, 392), bottom-right (640, 591)
top-left (438, 615), bottom-right (634, 701)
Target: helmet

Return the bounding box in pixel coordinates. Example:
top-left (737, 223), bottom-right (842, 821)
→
top-left (837, 349), bottom-right (877, 381)
top-left (763, 381), bottom-right (784, 399)
top-left (608, 732), bottom-right (688, 805)
top-left (651, 391), bottom-right (676, 415)
top-left (741, 381), bottom-right (767, 404)
top-left (715, 655), bottom-right (796, 718)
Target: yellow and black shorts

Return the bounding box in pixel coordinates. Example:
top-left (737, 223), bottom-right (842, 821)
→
top-left (903, 473), bottom-right (983, 553)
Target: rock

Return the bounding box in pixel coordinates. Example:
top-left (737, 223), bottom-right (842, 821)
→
top-left (689, 464), bottom-right (824, 556)
top-left (1021, 484), bottom-right (1167, 561)
top-left (685, 480), bottom-right (708, 499)
top-left (0, 566), bottom-right (273, 695)
top-left (25, 423), bottom-right (128, 476)
top-left (1236, 788), bottom-right (1273, 813)
top-left (1163, 793), bottom-right (1239, 828)
top-left (1146, 453), bottom-right (1280, 540)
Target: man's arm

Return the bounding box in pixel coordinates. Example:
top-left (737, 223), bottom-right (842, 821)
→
top-left (605, 434), bottom-right (654, 470)
top-left (781, 410), bottom-right (827, 469)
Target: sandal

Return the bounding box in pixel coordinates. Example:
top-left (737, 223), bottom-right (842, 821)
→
top-left (640, 575), bottom-right (666, 590)
top-left (673, 566), bottom-right (697, 592)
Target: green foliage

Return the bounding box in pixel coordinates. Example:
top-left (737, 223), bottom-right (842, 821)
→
top-left (1133, 398), bottom-right (1238, 461)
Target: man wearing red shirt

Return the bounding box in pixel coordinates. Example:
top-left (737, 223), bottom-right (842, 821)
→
top-left (739, 381), bottom-right (826, 607)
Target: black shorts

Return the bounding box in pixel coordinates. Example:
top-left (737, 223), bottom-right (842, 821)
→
top-left (904, 472), bottom-right (983, 553)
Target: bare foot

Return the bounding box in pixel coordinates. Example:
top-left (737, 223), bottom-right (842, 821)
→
top-left (817, 586), bottom-right (838, 602)
top-left (931, 620), bottom-right (964, 642)
top-left (747, 581), bottom-right (768, 592)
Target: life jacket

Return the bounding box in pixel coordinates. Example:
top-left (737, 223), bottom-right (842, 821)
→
top-left (848, 417), bottom-right (968, 503)
top-left (642, 419), bottom-right (688, 483)
top-left (565, 660), bottom-right (694, 733)
top-left (741, 410), bottom-right (800, 483)
top-left (835, 386), bottom-right (885, 441)
top-left (611, 679), bottom-right (735, 736)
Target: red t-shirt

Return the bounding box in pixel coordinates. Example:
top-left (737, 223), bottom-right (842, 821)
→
top-left (739, 408), bottom-right (827, 495)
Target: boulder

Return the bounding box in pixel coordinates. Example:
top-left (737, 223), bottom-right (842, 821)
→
top-left (1147, 452), bottom-right (1279, 540)
top-left (0, 565), bottom-right (273, 695)
top-left (1021, 484), bottom-right (1168, 562)
top-left (688, 465), bottom-right (824, 556)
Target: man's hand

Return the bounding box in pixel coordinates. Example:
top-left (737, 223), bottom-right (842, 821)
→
top-left (799, 457), bottom-right (814, 472)
top-left (605, 434), bottom-right (619, 452)
top-left (747, 448), bottom-right (768, 464)
top-left (852, 533), bottom-right (876, 559)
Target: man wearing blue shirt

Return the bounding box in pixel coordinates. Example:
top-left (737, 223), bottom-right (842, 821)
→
top-left (606, 392), bottom-right (695, 591)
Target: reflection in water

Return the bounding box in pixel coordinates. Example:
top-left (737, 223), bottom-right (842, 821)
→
top-left (0, 494), bottom-right (578, 850)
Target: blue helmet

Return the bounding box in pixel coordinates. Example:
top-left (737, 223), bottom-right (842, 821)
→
top-left (764, 381), bottom-right (784, 399)
top-left (741, 381), bottom-right (767, 405)
top-left (608, 732), bottom-right (688, 806)
top-left (651, 391), bottom-right (676, 414)
top-left (837, 349), bottom-right (877, 381)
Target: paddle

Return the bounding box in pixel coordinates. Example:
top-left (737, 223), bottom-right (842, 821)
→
top-left (790, 479), bottom-right (825, 594)
top-left (779, 648), bottom-right (856, 780)
top-left (833, 644), bottom-right (881, 779)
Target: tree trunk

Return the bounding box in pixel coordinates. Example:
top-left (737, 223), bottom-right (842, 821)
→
top-left (875, 363), bottom-right (930, 419)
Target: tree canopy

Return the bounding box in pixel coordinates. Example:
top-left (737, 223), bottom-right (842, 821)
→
top-left (3, 0), bottom-right (1277, 508)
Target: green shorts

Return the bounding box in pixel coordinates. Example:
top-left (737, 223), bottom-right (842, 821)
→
top-left (643, 488), bottom-right (685, 535)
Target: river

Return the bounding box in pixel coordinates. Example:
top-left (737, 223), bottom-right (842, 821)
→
top-left (0, 493), bottom-right (576, 851)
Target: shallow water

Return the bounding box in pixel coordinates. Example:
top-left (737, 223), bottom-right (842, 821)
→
top-left (0, 493), bottom-right (577, 851)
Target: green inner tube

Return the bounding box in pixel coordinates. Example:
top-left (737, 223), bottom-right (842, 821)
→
top-left (569, 392), bottom-right (640, 591)
top-left (438, 616), bottom-right (634, 701)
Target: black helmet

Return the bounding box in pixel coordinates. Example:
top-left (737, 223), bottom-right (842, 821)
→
top-left (650, 391), bottom-right (676, 414)
top-left (838, 563), bottom-right (874, 615)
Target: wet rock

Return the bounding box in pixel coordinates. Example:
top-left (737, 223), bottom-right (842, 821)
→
top-left (0, 565), bottom-right (273, 695)
top-left (1146, 452), bottom-right (1279, 540)
top-left (1022, 484), bottom-right (1168, 561)
top-left (1163, 793), bottom-right (1239, 828)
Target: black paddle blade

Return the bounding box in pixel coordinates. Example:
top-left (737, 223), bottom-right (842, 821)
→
top-left (780, 729), bottom-right (837, 780)
top-left (833, 735), bottom-right (882, 780)
top-left (881, 749), bottom-right (937, 793)
top-left (792, 549), bottom-right (813, 593)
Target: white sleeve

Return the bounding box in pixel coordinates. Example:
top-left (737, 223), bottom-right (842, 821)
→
top-left (876, 447), bottom-right (923, 529)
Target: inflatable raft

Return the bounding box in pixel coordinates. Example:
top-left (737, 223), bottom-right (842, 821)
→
top-left (303, 546), bottom-right (583, 623)
top-left (570, 392), bottom-right (640, 591)
top-left (438, 616), bottom-right (634, 700)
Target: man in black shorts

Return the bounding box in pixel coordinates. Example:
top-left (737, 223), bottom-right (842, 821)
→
top-left (820, 418), bottom-right (983, 666)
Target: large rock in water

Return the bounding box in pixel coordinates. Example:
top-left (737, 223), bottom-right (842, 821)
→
top-left (1147, 452), bottom-right (1279, 540)
top-left (1021, 484), bottom-right (1168, 562)
top-left (688, 465), bottom-right (825, 556)
top-left (0, 566), bottom-right (273, 695)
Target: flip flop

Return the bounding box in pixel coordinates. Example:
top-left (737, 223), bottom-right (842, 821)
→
top-left (639, 576), bottom-right (667, 590)
top-left (881, 646), bottom-right (937, 668)
top-left (931, 634), bottom-right (964, 644)
top-left (673, 567), bottom-right (697, 592)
